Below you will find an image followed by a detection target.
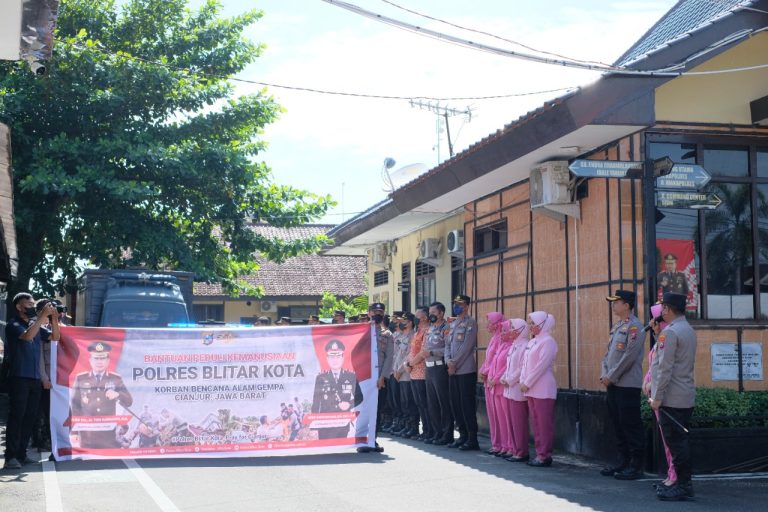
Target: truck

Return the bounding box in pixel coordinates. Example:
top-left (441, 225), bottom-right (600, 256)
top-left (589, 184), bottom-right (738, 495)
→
top-left (73, 269), bottom-right (195, 328)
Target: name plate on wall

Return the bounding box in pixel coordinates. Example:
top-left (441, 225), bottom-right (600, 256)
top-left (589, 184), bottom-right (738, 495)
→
top-left (711, 342), bottom-right (763, 381)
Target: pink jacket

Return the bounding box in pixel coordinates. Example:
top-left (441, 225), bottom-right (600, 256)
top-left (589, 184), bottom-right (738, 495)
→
top-left (520, 312), bottom-right (558, 400)
top-left (489, 324), bottom-right (513, 396)
top-left (502, 318), bottom-right (530, 401)
top-left (643, 304), bottom-right (668, 391)
top-left (479, 312), bottom-right (505, 383)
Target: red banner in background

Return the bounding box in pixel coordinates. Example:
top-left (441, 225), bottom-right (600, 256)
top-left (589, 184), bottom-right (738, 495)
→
top-left (656, 238), bottom-right (699, 312)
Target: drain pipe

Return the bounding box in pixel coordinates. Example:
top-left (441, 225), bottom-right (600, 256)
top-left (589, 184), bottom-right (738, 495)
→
top-left (574, 216), bottom-right (582, 453)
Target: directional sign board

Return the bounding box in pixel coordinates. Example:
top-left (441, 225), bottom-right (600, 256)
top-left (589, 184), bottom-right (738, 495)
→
top-left (656, 190), bottom-right (722, 209)
top-left (656, 164), bottom-right (711, 189)
top-left (568, 160), bottom-right (642, 178)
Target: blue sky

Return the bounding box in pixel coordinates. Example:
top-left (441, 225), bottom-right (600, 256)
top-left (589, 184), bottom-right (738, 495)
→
top-left (192, 0), bottom-right (677, 223)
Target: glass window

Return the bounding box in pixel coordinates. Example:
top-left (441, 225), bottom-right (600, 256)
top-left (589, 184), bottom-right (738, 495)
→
top-left (474, 220), bottom-right (507, 256)
top-left (193, 304), bottom-right (224, 323)
top-left (703, 183), bottom-right (754, 319)
top-left (649, 142), bottom-right (696, 164)
top-left (758, 149), bottom-right (768, 178)
top-left (703, 146), bottom-right (749, 178)
top-left (415, 261), bottom-right (436, 308)
top-left (451, 256), bottom-right (464, 300)
top-left (373, 270), bottom-right (389, 286)
top-left (757, 185), bottom-right (768, 319)
top-left (655, 208), bottom-right (700, 319)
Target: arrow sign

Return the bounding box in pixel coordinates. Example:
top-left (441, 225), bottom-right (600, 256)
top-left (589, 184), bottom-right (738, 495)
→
top-left (656, 191), bottom-right (722, 209)
top-left (568, 160), bottom-right (642, 178)
top-left (656, 164), bottom-right (711, 189)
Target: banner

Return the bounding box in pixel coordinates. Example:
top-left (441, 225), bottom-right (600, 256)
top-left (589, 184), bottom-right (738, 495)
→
top-left (656, 238), bottom-right (698, 313)
top-left (50, 323), bottom-right (377, 460)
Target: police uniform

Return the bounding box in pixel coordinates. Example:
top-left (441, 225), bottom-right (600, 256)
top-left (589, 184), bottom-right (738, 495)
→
top-left (446, 295), bottom-right (479, 449)
top-left (424, 317), bottom-right (453, 444)
top-left (601, 290), bottom-right (646, 478)
top-left (311, 340), bottom-right (363, 439)
top-left (658, 271), bottom-right (688, 296)
top-left (70, 342), bottom-right (133, 449)
top-left (651, 292), bottom-right (696, 500)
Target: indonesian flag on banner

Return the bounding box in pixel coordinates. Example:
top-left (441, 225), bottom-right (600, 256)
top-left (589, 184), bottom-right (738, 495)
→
top-left (50, 323), bottom-right (377, 461)
top-left (656, 238), bottom-right (699, 312)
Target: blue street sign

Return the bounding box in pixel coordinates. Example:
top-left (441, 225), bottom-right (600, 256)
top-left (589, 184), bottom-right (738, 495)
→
top-left (656, 164), bottom-right (711, 189)
top-left (656, 190), bottom-right (722, 210)
top-left (568, 160), bottom-right (642, 178)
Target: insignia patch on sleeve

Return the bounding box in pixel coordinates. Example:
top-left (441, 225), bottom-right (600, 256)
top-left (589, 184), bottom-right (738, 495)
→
top-left (616, 342), bottom-right (626, 350)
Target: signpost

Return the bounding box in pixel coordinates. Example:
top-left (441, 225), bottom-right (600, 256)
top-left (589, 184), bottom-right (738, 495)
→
top-left (568, 159), bottom-right (642, 178)
top-left (656, 190), bottom-right (722, 209)
top-left (656, 163), bottom-right (711, 189)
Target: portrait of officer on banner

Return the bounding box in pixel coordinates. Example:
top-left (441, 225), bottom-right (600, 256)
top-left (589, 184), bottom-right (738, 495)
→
top-left (70, 341), bottom-right (133, 449)
top-left (311, 339), bottom-right (363, 439)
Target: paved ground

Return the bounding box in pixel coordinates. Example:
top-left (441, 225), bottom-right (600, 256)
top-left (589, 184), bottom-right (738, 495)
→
top-left (2, 393), bottom-right (767, 512)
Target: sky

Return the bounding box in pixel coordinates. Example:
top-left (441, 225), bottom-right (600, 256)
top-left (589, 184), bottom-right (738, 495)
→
top-left (192, 0), bottom-right (679, 224)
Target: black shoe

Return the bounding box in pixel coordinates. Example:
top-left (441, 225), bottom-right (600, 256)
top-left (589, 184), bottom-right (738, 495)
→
top-left (357, 443), bottom-right (384, 454)
top-left (600, 464), bottom-right (627, 477)
top-left (657, 483), bottom-right (692, 501)
top-left (527, 458), bottom-right (552, 467)
top-left (505, 455), bottom-right (530, 462)
top-left (614, 467), bottom-right (643, 480)
top-left (423, 438), bottom-right (434, 445)
top-left (432, 438), bottom-right (450, 446)
top-left (487, 448), bottom-right (499, 455)
top-left (448, 438), bottom-right (466, 448)
top-left (458, 442), bottom-right (480, 451)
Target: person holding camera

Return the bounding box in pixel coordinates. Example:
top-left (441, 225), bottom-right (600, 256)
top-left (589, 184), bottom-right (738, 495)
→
top-left (3, 293), bottom-right (60, 470)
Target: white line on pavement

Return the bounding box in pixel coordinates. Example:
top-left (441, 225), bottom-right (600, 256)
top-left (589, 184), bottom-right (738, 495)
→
top-left (123, 459), bottom-right (181, 512)
top-left (42, 461), bottom-right (64, 512)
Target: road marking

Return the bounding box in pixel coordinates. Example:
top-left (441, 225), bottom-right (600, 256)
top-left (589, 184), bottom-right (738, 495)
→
top-left (123, 459), bottom-right (181, 512)
top-left (42, 461), bottom-right (64, 512)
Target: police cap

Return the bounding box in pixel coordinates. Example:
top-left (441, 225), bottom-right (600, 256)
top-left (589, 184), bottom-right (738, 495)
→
top-left (87, 342), bottom-right (112, 359)
top-left (453, 294), bottom-right (471, 305)
top-left (606, 289), bottom-right (635, 308)
top-left (324, 339), bottom-right (345, 352)
top-left (368, 302), bottom-right (385, 313)
top-left (662, 292), bottom-right (687, 313)
top-left (333, 310), bottom-right (346, 317)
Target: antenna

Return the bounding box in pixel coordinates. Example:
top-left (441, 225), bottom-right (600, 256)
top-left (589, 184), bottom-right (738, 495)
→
top-left (410, 100), bottom-right (473, 160)
top-left (381, 157), bottom-right (397, 193)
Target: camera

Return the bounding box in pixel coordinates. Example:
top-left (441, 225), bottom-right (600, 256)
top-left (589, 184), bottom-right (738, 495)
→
top-left (28, 61), bottom-right (47, 76)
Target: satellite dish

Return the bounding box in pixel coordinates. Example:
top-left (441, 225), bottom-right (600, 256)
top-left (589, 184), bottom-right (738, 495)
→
top-left (383, 163), bottom-right (428, 192)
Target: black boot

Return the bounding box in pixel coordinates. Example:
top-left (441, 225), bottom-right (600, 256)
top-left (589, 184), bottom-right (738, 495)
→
top-left (458, 434), bottom-right (480, 451)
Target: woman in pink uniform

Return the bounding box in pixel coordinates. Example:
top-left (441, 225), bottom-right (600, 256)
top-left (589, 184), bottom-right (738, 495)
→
top-left (488, 320), bottom-right (514, 457)
top-left (644, 304), bottom-right (677, 490)
top-left (500, 318), bottom-right (530, 462)
top-left (520, 311), bottom-right (558, 467)
top-left (478, 312), bottom-right (505, 455)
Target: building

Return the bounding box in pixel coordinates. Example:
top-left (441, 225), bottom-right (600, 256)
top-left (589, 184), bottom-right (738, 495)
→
top-left (0, 124), bottom-right (19, 319)
top-left (325, 0), bottom-right (768, 465)
top-left (193, 224), bottom-right (366, 324)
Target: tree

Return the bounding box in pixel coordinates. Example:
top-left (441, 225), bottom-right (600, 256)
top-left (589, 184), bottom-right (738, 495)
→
top-left (0, 0), bottom-right (333, 296)
top-left (318, 291), bottom-right (368, 319)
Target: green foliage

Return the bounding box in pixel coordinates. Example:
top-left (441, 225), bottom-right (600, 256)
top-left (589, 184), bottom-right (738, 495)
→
top-left (641, 387), bottom-right (768, 428)
top-left (0, 0), bottom-right (334, 296)
top-left (318, 291), bottom-right (368, 319)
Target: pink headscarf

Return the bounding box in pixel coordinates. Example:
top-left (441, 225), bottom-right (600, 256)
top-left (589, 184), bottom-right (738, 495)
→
top-left (509, 318), bottom-right (529, 341)
top-left (528, 311), bottom-right (555, 335)
top-left (486, 312), bottom-right (505, 334)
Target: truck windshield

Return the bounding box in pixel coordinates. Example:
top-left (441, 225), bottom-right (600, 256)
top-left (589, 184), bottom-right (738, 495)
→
top-left (101, 302), bottom-right (189, 328)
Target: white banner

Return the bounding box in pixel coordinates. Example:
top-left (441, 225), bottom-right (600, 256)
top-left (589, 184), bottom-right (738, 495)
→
top-left (50, 324), bottom-right (377, 460)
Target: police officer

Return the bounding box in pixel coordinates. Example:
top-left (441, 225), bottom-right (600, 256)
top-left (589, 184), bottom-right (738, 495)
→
top-left (600, 290), bottom-right (646, 480)
top-left (311, 339), bottom-right (363, 439)
top-left (658, 254), bottom-right (688, 297)
top-left (70, 342), bottom-right (134, 449)
top-left (332, 310), bottom-right (346, 324)
top-left (446, 295), bottom-right (480, 450)
top-left (421, 301), bottom-right (454, 445)
top-left (358, 302), bottom-right (391, 453)
top-left (650, 292), bottom-right (696, 501)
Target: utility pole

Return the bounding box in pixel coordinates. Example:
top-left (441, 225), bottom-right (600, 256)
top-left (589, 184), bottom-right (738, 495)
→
top-left (410, 100), bottom-right (473, 160)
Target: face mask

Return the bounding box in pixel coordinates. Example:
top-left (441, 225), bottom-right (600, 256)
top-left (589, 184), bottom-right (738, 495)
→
top-left (372, 314), bottom-right (384, 324)
top-left (452, 304), bottom-right (464, 316)
top-left (428, 314), bottom-right (438, 323)
top-left (24, 307), bottom-right (37, 317)
top-left (398, 323), bottom-right (407, 330)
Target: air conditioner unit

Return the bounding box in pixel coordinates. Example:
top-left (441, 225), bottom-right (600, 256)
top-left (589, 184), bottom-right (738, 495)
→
top-left (530, 161), bottom-right (580, 220)
top-left (371, 243), bottom-right (390, 267)
top-left (260, 300), bottom-right (274, 312)
top-left (447, 229), bottom-right (464, 255)
top-left (418, 238), bottom-right (442, 265)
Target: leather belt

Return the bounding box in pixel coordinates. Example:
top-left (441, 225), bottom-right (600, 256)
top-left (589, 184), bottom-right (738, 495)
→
top-left (425, 360), bottom-right (444, 367)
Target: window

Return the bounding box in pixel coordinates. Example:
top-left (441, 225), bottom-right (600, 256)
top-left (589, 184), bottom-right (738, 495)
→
top-left (650, 139), bottom-right (768, 320)
top-left (401, 263), bottom-right (411, 312)
top-left (193, 304), bottom-right (224, 322)
top-left (451, 256), bottom-right (464, 300)
top-left (415, 261), bottom-right (436, 308)
top-left (474, 220), bottom-right (507, 256)
top-left (373, 270), bottom-right (389, 286)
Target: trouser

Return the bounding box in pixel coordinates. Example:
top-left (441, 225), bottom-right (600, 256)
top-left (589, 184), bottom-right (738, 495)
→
top-left (410, 378), bottom-right (431, 437)
top-left (509, 399), bottom-right (530, 457)
top-left (485, 386), bottom-right (500, 449)
top-left (33, 388), bottom-right (51, 448)
top-left (425, 365), bottom-right (453, 441)
top-left (448, 372), bottom-right (478, 441)
top-left (658, 406), bottom-right (693, 485)
top-left (606, 385), bottom-right (644, 467)
top-left (528, 397), bottom-right (555, 460)
top-left (493, 392), bottom-right (512, 452)
top-left (654, 409), bottom-right (677, 482)
top-left (4, 377), bottom-right (42, 461)
top-left (398, 381), bottom-right (418, 420)
top-left (387, 375), bottom-right (401, 420)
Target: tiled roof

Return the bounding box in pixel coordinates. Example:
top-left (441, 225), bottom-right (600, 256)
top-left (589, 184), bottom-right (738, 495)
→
top-left (194, 224), bottom-right (367, 297)
top-left (615, 0), bottom-right (754, 67)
